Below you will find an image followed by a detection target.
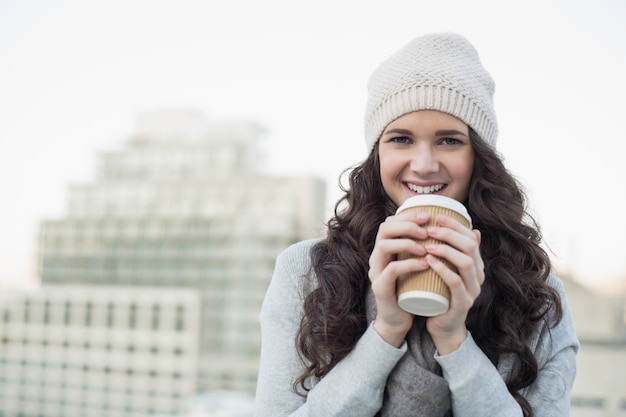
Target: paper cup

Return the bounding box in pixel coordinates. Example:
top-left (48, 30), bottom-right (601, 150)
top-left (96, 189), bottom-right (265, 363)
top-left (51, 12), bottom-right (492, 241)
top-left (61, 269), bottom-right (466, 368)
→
top-left (395, 195), bottom-right (472, 316)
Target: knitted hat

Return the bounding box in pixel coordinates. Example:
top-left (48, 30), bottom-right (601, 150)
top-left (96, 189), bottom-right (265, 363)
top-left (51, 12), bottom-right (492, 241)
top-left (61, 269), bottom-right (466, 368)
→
top-left (364, 32), bottom-right (497, 151)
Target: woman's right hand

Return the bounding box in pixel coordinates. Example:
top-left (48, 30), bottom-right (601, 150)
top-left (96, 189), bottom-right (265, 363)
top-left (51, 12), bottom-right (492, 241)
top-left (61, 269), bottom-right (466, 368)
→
top-left (368, 210), bottom-right (431, 347)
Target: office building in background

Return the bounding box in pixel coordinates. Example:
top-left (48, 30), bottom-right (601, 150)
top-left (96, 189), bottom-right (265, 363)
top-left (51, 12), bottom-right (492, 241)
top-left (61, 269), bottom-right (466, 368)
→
top-left (0, 286), bottom-right (200, 417)
top-left (35, 110), bottom-right (326, 395)
top-left (565, 278), bottom-right (626, 417)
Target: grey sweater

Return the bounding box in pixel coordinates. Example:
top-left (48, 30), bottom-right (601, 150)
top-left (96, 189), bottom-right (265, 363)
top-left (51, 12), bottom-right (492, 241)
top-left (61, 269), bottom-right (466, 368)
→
top-left (255, 239), bottom-right (579, 417)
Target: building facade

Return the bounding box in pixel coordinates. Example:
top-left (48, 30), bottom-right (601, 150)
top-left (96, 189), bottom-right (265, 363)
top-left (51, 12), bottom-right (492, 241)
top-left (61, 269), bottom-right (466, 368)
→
top-left (565, 277), bottom-right (626, 417)
top-left (36, 110), bottom-right (327, 395)
top-left (0, 286), bottom-right (200, 417)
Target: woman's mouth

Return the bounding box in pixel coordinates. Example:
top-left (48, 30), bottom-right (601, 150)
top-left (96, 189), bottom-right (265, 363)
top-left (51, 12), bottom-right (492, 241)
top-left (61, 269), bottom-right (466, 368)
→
top-left (406, 183), bottom-right (446, 194)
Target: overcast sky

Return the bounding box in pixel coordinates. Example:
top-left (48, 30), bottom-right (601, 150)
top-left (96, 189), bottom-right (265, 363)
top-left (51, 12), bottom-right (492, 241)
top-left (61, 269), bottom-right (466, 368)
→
top-left (1, 0), bottom-right (625, 293)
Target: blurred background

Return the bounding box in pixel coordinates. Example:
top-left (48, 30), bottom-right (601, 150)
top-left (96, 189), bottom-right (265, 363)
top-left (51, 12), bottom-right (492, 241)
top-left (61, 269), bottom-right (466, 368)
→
top-left (0, 0), bottom-right (624, 416)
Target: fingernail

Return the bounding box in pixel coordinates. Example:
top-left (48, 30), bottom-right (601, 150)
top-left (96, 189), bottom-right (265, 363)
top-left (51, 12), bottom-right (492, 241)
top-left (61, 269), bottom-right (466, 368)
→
top-left (426, 254), bottom-right (439, 264)
top-left (415, 212), bottom-right (429, 221)
top-left (415, 243), bottom-right (427, 254)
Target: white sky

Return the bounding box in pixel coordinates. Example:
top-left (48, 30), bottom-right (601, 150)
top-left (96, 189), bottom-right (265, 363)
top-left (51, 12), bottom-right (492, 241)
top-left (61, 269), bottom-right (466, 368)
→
top-left (1, 0), bottom-right (625, 293)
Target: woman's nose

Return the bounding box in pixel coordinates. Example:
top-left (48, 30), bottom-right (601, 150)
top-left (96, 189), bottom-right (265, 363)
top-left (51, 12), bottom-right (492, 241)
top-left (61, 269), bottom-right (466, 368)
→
top-left (409, 147), bottom-right (439, 174)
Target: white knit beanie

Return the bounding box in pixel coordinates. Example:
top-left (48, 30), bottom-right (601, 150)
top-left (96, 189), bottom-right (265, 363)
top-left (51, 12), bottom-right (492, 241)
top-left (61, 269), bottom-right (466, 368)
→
top-left (364, 32), bottom-right (497, 151)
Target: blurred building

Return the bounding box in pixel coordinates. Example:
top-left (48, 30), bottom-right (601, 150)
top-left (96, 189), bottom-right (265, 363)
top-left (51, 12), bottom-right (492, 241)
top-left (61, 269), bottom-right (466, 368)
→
top-left (36, 110), bottom-right (327, 396)
top-left (564, 277), bottom-right (626, 417)
top-left (0, 286), bottom-right (200, 417)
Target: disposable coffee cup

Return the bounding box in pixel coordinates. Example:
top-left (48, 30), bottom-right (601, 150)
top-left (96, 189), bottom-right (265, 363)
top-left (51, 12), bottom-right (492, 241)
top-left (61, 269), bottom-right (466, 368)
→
top-left (395, 195), bottom-right (472, 316)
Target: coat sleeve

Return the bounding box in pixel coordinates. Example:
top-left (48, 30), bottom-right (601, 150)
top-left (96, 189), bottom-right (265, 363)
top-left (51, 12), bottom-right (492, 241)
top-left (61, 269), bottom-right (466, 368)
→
top-left (435, 332), bottom-right (523, 416)
top-left (523, 276), bottom-right (579, 417)
top-left (254, 240), bottom-right (407, 417)
top-left (435, 275), bottom-right (579, 417)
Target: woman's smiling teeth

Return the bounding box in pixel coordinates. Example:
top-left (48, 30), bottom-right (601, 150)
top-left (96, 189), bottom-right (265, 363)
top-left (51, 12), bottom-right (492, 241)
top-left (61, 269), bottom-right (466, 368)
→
top-left (407, 183), bottom-right (445, 194)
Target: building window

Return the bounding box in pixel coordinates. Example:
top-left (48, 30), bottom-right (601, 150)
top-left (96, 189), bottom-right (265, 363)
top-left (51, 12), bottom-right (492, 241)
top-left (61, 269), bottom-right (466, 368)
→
top-left (64, 301), bottom-right (71, 325)
top-left (175, 305), bottom-right (184, 332)
top-left (151, 304), bottom-right (160, 330)
top-left (106, 302), bottom-right (114, 327)
top-left (43, 301), bottom-right (50, 324)
top-left (24, 299), bottom-right (31, 323)
top-left (571, 397), bottom-right (606, 409)
top-left (129, 303), bottom-right (137, 329)
top-left (85, 302), bottom-right (93, 326)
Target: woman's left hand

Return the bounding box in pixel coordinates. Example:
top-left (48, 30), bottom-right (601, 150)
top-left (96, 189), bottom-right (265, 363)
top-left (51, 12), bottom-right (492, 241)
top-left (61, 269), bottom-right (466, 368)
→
top-left (423, 214), bottom-right (484, 355)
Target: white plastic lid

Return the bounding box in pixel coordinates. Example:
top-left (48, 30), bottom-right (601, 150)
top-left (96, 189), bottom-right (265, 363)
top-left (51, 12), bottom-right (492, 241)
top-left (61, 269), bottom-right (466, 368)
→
top-left (398, 291), bottom-right (449, 316)
top-left (396, 195), bottom-right (471, 227)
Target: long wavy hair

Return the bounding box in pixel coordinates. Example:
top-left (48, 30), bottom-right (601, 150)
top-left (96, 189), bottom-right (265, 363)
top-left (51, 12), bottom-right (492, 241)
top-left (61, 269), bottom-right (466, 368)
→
top-left (294, 129), bottom-right (563, 417)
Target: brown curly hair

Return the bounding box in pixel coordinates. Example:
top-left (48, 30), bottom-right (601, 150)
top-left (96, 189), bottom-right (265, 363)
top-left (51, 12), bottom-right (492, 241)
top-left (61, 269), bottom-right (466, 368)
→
top-left (294, 129), bottom-right (563, 417)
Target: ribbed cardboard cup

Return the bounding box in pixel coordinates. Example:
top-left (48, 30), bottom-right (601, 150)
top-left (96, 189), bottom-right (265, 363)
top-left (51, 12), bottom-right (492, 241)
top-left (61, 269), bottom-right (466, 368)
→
top-left (396, 195), bottom-right (472, 316)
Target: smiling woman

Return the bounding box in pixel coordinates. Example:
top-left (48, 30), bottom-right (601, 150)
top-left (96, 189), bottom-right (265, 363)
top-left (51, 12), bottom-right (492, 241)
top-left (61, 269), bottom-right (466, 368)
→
top-left (255, 32), bottom-right (579, 417)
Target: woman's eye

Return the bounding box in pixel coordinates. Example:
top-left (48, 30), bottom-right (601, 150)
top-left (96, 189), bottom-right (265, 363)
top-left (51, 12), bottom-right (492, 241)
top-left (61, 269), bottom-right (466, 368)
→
top-left (390, 136), bottom-right (412, 144)
top-left (440, 137), bottom-right (463, 146)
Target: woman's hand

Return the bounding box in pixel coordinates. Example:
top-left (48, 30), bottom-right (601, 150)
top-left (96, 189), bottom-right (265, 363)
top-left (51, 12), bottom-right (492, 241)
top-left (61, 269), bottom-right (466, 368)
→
top-left (368, 211), bottom-right (431, 347)
top-left (423, 214), bottom-right (484, 355)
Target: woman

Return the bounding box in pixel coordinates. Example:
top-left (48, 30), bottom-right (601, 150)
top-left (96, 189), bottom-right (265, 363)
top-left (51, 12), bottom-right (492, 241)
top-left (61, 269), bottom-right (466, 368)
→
top-left (255, 32), bottom-right (578, 417)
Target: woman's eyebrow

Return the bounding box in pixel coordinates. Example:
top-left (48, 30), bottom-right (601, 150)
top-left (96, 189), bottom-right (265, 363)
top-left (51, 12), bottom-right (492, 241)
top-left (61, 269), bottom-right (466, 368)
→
top-left (435, 129), bottom-right (468, 137)
top-left (382, 128), bottom-right (413, 136)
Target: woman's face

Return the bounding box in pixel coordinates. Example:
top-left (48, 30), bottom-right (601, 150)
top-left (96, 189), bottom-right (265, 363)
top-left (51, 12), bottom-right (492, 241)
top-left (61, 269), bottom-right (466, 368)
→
top-left (378, 110), bottom-right (474, 206)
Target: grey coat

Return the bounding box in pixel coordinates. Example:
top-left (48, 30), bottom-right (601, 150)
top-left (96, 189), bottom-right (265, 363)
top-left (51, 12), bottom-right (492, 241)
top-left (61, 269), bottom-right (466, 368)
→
top-left (255, 239), bottom-right (579, 417)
